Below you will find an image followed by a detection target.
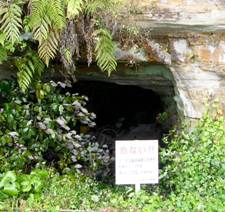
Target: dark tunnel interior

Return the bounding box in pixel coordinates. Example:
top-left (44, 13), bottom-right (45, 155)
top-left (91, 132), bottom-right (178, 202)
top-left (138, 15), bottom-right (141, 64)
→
top-left (72, 80), bottom-right (165, 140)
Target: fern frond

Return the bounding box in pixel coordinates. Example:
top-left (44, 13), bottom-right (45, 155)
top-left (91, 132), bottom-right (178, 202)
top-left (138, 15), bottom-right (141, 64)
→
top-left (29, 0), bottom-right (48, 42)
top-left (47, 0), bottom-right (66, 29)
top-left (30, 0), bottom-right (65, 31)
top-left (17, 52), bottom-right (45, 92)
top-left (33, 18), bottom-right (50, 43)
top-left (94, 29), bottom-right (117, 76)
top-left (85, 0), bottom-right (107, 14)
top-left (38, 30), bottom-right (60, 66)
top-left (29, 0), bottom-right (65, 65)
top-left (66, 0), bottom-right (84, 19)
top-left (0, 2), bottom-right (23, 44)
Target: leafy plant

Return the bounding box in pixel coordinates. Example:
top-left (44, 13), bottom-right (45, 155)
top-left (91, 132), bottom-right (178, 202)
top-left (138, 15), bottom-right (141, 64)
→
top-left (0, 171), bottom-right (18, 198)
top-left (0, 1), bottom-right (23, 44)
top-left (1, 112), bottom-right (225, 211)
top-left (16, 49), bottom-right (45, 93)
top-left (0, 80), bottom-right (112, 175)
top-left (0, 169), bottom-right (48, 201)
top-left (95, 29), bottom-right (117, 76)
top-left (0, 0), bottom-right (118, 92)
top-left (18, 169), bottom-right (48, 197)
top-left (160, 111), bottom-right (225, 198)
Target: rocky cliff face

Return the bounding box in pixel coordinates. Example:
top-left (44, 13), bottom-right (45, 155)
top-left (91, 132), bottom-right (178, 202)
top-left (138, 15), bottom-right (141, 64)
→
top-left (113, 0), bottom-right (225, 121)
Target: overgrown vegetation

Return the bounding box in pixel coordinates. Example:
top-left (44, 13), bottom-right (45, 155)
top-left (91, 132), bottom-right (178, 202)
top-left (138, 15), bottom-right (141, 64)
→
top-left (0, 0), bottom-right (120, 92)
top-left (160, 111), bottom-right (225, 197)
top-left (0, 80), bottom-right (112, 175)
top-left (0, 80), bottom-right (224, 211)
top-left (159, 110), bottom-right (225, 211)
top-left (0, 1), bottom-right (224, 211)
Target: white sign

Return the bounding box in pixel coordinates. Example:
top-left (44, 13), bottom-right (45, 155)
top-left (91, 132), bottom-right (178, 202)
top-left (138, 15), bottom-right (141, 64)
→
top-left (115, 140), bottom-right (158, 186)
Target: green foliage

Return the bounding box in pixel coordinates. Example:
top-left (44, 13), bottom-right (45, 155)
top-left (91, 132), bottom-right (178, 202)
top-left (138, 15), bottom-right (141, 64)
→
top-left (1, 170), bottom-right (162, 211)
top-left (37, 30), bottom-right (60, 66)
top-left (156, 111), bottom-right (169, 124)
top-left (0, 80), bottom-right (112, 174)
top-left (0, 171), bottom-right (18, 198)
top-left (95, 29), bottom-right (117, 76)
top-left (2, 168), bottom-right (225, 211)
top-left (0, 0), bottom-right (119, 91)
top-left (0, 169), bottom-right (48, 201)
top-left (66, 0), bottom-right (84, 19)
top-left (85, 0), bottom-right (107, 14)
top-left (16, 50), bottom-right (46, 92)
top-left (0, 46), bottom-right (7, 63)
top-left (0, 113), bottom-right (225, 211)
top-left (160, 112), bottom-right (225, 198)
top-left (17, 169), bottom-right (48, 196)
top-left (30, 0), bottom-right (65, 66)
top-left (0, 1), bottom-right (23, 44)
top-left (85, 0), bottom-right (121, 15)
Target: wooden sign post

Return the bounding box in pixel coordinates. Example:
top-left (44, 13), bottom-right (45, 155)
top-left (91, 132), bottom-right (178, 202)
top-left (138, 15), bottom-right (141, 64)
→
top-left (115, 140), bottom-right (158, 193)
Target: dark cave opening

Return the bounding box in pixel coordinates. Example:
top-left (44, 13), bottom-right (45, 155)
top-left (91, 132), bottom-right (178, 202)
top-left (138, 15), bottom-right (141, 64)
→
top-left (73, 80), bottom-right (166, 141)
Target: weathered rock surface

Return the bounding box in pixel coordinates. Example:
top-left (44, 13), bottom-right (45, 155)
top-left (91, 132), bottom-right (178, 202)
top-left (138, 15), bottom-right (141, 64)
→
top-left (113, 0), bottom-right (225, 121)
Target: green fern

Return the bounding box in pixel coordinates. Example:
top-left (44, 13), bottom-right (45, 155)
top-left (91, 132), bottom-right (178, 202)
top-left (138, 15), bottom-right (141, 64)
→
top-left (0, 0), bottom-right (118, 89)
top-left (38, 30), bottom-right (60, 66)
top-left (30, 0), bottom-right (65, 65)
top-left (95, 29), bottom-right (117, 76)
top-left (16, 51), bottom-right (45, 92)
top-left (66, 0), bottom-right (84, 19)
top-left (47, 0), bottom-right (66, 29)
top-left (85, 0), bottom-right (107, 14)
top-left (0, 2), bottom-right (23, 44)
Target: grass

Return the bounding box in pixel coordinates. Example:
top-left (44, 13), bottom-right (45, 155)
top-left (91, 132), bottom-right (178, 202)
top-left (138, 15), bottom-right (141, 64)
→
top-left (3, 171), bottom-right (224, 212)
top-left (2, 171), bottom-right (161, 211)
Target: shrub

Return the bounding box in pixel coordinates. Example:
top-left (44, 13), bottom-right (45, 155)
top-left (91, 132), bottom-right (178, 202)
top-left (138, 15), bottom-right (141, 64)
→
top-left (160, 111), bottom-right (225, 199)
top-left (0, 80), bottom-right (112, 175)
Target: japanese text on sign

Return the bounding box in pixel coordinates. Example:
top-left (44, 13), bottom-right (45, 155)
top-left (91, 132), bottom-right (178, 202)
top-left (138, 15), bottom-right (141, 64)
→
top-left (115, 140), bottom-right (158, 185)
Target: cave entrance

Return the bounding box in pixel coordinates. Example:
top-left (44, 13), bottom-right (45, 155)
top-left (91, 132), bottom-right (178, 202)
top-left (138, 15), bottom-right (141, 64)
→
top-left (73, 80), bottom-right (167, 141)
